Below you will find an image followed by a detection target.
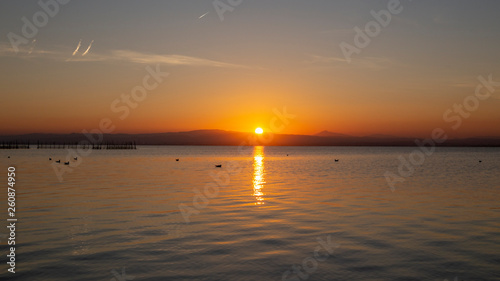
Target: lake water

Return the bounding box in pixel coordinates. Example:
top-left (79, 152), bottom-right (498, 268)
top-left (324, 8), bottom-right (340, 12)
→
top-left (0, 146), bottom-right (499, 281)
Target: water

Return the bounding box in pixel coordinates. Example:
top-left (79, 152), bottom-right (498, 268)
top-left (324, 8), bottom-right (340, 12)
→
top-left (0, 146), bottom-right (499, 280)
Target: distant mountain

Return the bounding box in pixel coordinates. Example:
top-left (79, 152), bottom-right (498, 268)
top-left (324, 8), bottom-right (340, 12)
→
top-left (314, 131), bottom-right (352, 138)
top-left (0, 130), bottom-right (499, 147)
top-left (364, 134), bottom-right (402, 139)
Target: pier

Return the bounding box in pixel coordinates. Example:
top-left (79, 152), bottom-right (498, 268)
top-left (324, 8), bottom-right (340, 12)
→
top-left (0, 141), bottom-right (30, 149)
top-left (36, 141), bottom-right (137, 150)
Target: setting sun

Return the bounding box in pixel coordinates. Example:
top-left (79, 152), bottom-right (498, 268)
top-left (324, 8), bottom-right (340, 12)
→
top-left (255, 127), bottom-right (264, 134)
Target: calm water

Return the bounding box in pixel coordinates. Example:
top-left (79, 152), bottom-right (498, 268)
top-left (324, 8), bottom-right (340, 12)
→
top-left (0, 146), bottom-right (499, 281)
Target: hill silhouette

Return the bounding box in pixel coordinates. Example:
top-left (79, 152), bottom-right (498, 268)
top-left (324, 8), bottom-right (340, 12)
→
top-left (1, 130), bottom-right (499, 147)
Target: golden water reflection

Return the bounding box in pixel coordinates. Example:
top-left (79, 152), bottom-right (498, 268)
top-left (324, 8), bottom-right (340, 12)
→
top-left (253, 146), bottom-right (265, 205)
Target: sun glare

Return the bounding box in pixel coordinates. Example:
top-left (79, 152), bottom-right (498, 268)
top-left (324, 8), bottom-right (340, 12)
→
top-left (255, 127), bottom-right (264, 134)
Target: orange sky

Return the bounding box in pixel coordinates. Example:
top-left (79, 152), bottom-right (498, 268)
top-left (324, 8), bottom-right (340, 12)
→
top-left (1, 1), bottom-right (500, 138)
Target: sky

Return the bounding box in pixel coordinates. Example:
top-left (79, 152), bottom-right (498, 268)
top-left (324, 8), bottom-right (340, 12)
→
top-left (1, 0), bottom-right (499, 138)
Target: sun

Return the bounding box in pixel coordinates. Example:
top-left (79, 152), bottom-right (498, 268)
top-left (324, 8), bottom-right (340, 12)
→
top-left (255, 127), bottom-right (264, 134)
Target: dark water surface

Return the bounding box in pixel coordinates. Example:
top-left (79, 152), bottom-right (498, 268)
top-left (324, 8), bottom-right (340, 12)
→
top-left (0, 146), bottom-right (499, 280)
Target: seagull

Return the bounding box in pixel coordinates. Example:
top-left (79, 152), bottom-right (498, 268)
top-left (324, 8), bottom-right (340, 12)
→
top-left (74, 157), bottom-right (77, 160)
top-left (335, 159), bottom-right (339, 162)
top-left (56, 160), bottom-right (61, 163)
top-left (64, 162), bottom-right (70, 165)
top-left (215, 164), bottom-right (222, 168)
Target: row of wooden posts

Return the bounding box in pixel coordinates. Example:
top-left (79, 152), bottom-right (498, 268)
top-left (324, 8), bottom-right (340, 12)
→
top-left (0, 141), bottom-right (30, 149)
top-left (0, 141), bottom-right (137, 150)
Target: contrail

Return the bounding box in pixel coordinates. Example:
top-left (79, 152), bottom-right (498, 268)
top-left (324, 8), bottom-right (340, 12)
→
top-left (72, 39), bottom-right (82, 56)
top-left (198, 12), bottom-right (209, 19)
top-left (82, 40), bottom-right (94, 56)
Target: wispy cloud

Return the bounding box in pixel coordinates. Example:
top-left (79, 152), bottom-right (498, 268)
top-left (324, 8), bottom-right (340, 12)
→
top-left (306, 55), bottom-right (349, 64)
top-left (109, 50), bottom-right (245, 68)
top-left (81, 40), bottom-right (94, 56)
top-left (0, 42), bottom-right (57, 57)
top-left (72, 39), bottom-right (82, 56)
top-left (450, 82), bottom-right (475, 88)
top-left (305, 54), bottom-right (397, 70)
top-left (392, 16), bottom-right (422, 31)
top-left (0, 43), bottom-right (248, 68)
top-left (432, 14), bottom-right (455, 25)
top-left (315, 28), bottom-right (357, 36)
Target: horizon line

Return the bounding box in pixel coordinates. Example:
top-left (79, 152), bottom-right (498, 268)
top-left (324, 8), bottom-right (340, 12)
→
top-left (1, 129), bottom-right (500, 140)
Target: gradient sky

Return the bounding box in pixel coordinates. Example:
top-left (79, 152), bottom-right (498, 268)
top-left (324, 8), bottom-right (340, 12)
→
top-left (1, 0), bottom-right (499, 138)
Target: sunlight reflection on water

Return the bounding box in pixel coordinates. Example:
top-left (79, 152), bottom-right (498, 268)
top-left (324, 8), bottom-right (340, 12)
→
top-left (253, 146), bottom-right (265, 205)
